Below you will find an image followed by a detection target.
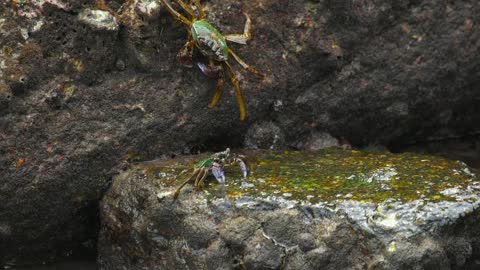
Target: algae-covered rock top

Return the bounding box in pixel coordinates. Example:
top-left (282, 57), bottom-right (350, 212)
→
top-left (138, 148), bottom-right (479, 205)
top-left (99, 149), bottom-right (480, 270)
top-left (126, 148), bottom-right (480, 238)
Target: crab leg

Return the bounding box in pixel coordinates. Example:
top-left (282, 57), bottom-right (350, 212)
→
top-left (198, 59), bottom-right (224, 109)
top-left (197, 59), bottom-right (222, 78)
top-left (212, 162), bottom-right (226, 183)
top-left (208, 68), bottom-right (225, 108)
top-left (95, 0), bottom-right (135, 21)
top-left (197, 59), bottom-right (225, 109)
top-left (192, 0), bottom-right (205, 19)
top-left (224, 13), bottom-right (252, 45)
top-left (236, 158), bottom-right (248, 178)
top-left (228, 48), bottom-right (266, 78)
top-left (224, 61), bottom-right (246, 121)
top-left (95, 0), bottom-right (120, 20)
top-left (196, 168), bottom-right (210, 190)
top-left (173, 0), bottom-right (197, 19)
top-left (158, 0), bottom-right (192, 27)
top-left (119, 0), bottom-right (135, 13)
top-left (177, 35), bottom-right (195, 67)
top-left (193, 168), bottom-right (206, 190)
top-left (173, 169), bottom-right (199, 200)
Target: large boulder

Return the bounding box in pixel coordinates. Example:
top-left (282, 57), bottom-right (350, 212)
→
top-left (99, 148), bottom-right (480, 269)
top-left (1, 0), bottom-right (480, 264)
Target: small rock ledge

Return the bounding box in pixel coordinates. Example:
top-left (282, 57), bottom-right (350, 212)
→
top-left (99, 149), bottom-right (480, 269)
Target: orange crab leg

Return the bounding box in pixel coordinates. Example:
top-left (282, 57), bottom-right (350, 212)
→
top-left (173, 0), bottom-right (197, 19)
top-left (95, 0), bottom-right (135, 21)
top-left (224, 13), bottom-right (252, 45)
top-left (194, 168), bottom-right (207, 190)
top-left (95, 0), bottom-right (120, 20)
top-left (192, 0), bottom-right (205, 19)
top-left (208, 61), bottom-right (225, 108)
top-left (224, 61), bottom-right (246, 121)
top-left (195, 168), bottom-right (209, 190)
top-left (158, 0), bottom-right (192, 27)
top-left (177, 34), bottom-right (195, 67)
top-left (208, 73), bottom-right (225, 109)
top-left (228, 48), bottom-right (266, 78)
top-left (173, 168), bottom-right (199, 200)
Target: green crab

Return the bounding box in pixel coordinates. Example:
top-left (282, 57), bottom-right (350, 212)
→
top-left (173, 148), bottom-right (247, 200)
top-left (158, 0), bottom-right (266, 121)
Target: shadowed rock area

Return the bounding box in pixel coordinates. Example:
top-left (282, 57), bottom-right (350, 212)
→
top-left (1, 0), bottom-right (480, 266)
top-left (99, 148), bottom-right (480, 269)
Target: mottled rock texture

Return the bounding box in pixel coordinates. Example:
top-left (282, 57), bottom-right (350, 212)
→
top-left (98, 150), bottom-right (480, 269)
top-left (1, 0), bottom-right (480, 265)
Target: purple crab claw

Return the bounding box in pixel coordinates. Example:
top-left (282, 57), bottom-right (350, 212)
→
top-left (197, 62), bottom-right (221, 79)
top-left (212, 163), bottom-right (226, 183)
top-left (237, 159), bottom-right (247, 178)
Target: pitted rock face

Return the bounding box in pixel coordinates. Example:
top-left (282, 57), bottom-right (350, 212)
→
top-left (99, 148), bottom-right (480, 269)
top-left (3, 0), bottom-right (480, 265)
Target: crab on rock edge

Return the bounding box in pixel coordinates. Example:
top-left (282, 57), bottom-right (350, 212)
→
top-left (173, 148), bottom-right (247, 200)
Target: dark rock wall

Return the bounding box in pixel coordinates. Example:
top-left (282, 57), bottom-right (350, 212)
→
top-left (1, 0), bottom-right (479, 264)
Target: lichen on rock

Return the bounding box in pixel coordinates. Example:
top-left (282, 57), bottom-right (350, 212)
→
top-left (144, 148), bottom-right (479, 205)
top-left (99, 148), bottom-right (480, 269)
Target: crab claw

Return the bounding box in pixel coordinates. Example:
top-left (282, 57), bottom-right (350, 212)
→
top-left (177, 47), bottom-right (193, 68)
top-left (212, 163), bottom-right (226, 183)
top-left (197, 62), bottom-right (221, 79)
top-left (236, 158), bottom-right (247, 178)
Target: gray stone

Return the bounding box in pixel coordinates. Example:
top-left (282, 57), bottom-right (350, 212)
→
top-left (244, 121), bottom-right (286, 150)
top-left (304, 132), bottom-right (340, 151)
top-left (218, 216), bottom-right (259, 250)
top-left (296, 233), bottom-right (316, 252)
top-left (78, 9), bottom-right (118, 31)
top-left (243, 231), bottom-right (284, 270)
top-left (388, 239), bottom-right (449, 270)
top-left (305, 245), bottom-right (330, 268)
top-left (97, 150), bottom-right (480, 269)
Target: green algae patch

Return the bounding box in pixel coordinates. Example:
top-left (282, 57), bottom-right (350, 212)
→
top-left (136, 148), bottom-right (478, 204)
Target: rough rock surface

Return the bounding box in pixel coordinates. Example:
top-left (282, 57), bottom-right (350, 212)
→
top-left (99, 149), bottom-right (480, 269)
top-left (1, 0), bottom-right (480, 264)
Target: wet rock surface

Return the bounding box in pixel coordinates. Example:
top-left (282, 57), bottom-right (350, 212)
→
top-left (1, 0), bottom-right (480, 265)
top-left (99, 148), bottom-right (480, 269)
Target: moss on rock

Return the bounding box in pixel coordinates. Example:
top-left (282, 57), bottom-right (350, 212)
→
top-left (137, 148), bottom-right (479, 205)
